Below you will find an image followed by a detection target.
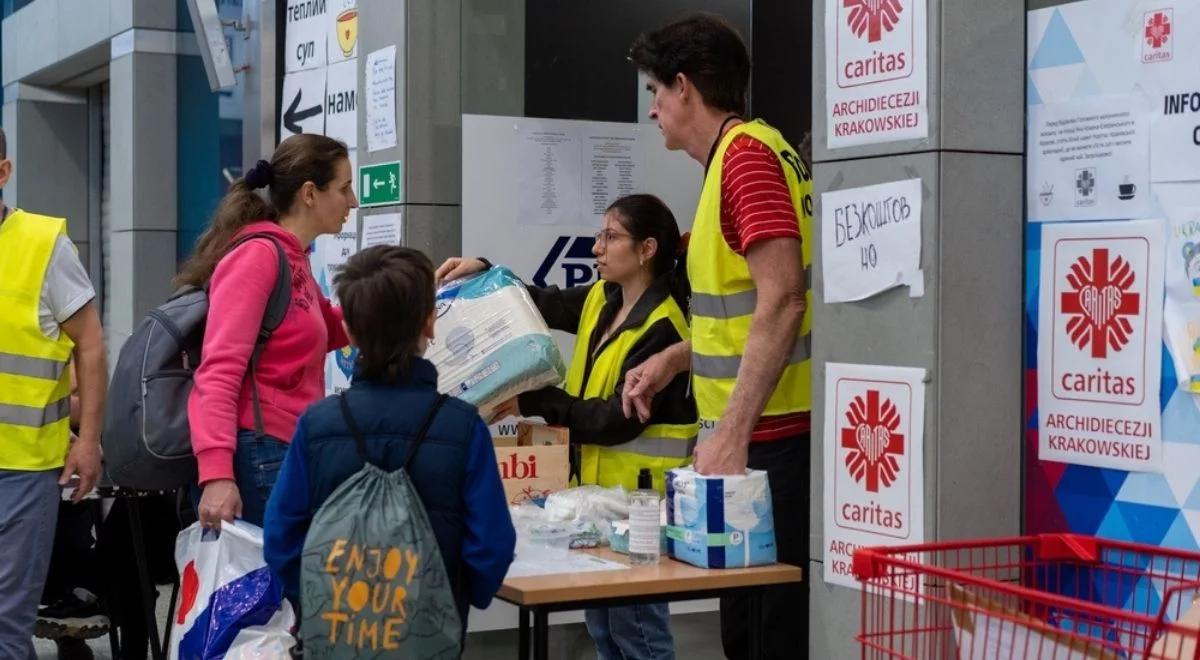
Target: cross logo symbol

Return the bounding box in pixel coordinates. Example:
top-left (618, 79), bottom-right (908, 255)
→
top-left (1145, 11), bottom-right (1171, 49)
top-left (844, 0), bottom-right (904, 44)
top-left (1060, 248), bottom-right (1140, 359)
top-left (841, 389), bottom-right (905, 493)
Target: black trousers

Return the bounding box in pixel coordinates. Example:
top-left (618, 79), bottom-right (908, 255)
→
top-left (720, 434), bottom-right (810, 660)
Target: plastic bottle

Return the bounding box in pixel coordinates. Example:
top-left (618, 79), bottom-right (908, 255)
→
top-left (628, 468), bottom-right (661, 565)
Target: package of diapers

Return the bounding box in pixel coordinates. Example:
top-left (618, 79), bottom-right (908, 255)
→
top-left (428, 267), bottom-right (566, 418)
top-left (665, 467), bottom-right (777, 568)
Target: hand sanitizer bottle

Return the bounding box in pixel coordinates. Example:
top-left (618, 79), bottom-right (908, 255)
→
top-left (629, 468), bottom-right (661, 566)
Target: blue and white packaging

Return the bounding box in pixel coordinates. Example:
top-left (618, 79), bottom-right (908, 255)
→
top-left (665, 467), bottom-right (777, 568)
top-left (169, 521), bottom-right (295, 660)
top-left (428, 267), bottom-right (566, 417)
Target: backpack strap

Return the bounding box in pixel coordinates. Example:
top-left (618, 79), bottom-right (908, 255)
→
top-left (338, 393), bottom-right (450, 470)
top-left (227, 233), bottom-right (292, 439)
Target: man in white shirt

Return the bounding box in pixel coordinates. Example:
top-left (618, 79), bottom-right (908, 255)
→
top-left (0, 127), bottom-right (106, 660)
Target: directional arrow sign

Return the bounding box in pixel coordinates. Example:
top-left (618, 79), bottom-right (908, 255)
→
top-left (279, 68), bottom-right (326, 138)
top-left (359, 161), bottom-right (402, 207)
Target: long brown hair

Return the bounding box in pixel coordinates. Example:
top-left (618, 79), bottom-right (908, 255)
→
top-left (175, 134), bottom-right (349, 288)
top-left (335, 246), bottom-right (436, 382)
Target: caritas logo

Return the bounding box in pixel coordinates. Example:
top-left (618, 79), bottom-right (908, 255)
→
top-left (841, 389), bottom-right (905, 493)
top-left (1061, 248), bottom-right (1140, 359)
top-left (1142, 9), bottom-right (1173, 63)
top-left (837, 0), bottom-right (913, 88)
top-left (845, 0), bottom-right (903, 44)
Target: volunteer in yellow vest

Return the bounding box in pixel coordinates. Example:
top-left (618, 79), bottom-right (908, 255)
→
top-left (437, 194), bottom-right (697, 660)
top-left (623, 14), bottom-right (814, 660)
top-left (0, 127), bottom-right (105, 659)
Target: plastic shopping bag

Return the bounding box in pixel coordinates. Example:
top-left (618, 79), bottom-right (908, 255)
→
top-left (170, 521), bottom-right (296, 660)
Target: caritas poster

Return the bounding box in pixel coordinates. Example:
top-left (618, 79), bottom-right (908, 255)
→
top-left (823, 363), bottom-right (926, 591)
top-left (825, 0), bottom-right (928, 148)
top-left (1038, 219), bottom-right (1166, 472)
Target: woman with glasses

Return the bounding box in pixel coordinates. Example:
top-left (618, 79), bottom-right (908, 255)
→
top-left (436, 193), bottom-right (697, 660)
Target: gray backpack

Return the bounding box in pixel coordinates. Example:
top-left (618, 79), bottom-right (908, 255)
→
top-left (300, 393), bottom-right (463, 659)
top-left (102, 234), bottom-right (292, 490)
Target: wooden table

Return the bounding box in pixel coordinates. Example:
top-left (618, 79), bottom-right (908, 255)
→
top-left (497, 549), bottom-right (803, 660)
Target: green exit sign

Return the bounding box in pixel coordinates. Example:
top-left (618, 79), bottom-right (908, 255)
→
top-left (359, 161), bottom-right (402, 207)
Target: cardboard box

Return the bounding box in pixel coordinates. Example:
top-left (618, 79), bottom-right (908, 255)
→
top-left (1149, 596), bottom-right (1200, 659)
top-left (948, 583), bottom-right (1116, 659)
top-left (493, 423), bottom-right (569, 506)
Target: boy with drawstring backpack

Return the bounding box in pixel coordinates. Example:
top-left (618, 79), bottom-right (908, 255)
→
top-left (263, 246), bottom-right (515, 658)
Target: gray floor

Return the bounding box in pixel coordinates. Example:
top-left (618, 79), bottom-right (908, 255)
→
top-left (34, 590), bottom-right (727, 659)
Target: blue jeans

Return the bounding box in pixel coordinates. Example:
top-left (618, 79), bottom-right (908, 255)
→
top-left (0, 469), bottom-right (60, 660)
top-left (233, 431), bottom-right (289, 527)
top-left (585, 603), bottom-right (675, 660)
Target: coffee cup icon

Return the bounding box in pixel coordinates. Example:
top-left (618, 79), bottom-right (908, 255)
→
top-left (337, 9), bottom-right (358, 57)
top-left (1118, 178), bottom-right (1137, 200)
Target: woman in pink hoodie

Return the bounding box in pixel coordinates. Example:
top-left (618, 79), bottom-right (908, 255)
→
top-left (176, 134), bottom-right (358, 530)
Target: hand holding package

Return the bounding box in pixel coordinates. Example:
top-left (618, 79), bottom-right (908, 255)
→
top-left (427, 267), bottom-right (566, 417)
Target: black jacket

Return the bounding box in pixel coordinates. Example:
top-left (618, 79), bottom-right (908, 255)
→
top-left (518, 273), bottom-right (697, 447)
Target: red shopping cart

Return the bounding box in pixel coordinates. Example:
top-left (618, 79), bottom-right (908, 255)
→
top-left (852, 535), bottom-right (1200, 659)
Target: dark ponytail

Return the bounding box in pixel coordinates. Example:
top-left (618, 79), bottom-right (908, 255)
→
top-left (606, 194), bottom-right (691, 308)
top-left (175, 134), bottom-right (349, 289)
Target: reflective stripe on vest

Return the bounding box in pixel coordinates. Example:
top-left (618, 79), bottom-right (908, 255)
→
top-left (686, 119), bottom-right (814, 421)
top-left (0, 351), bottom-right (69, 381)
top-left (565, 282), bottom-right (699, 488)
top-left (0, 210), bottom-right (76, 471)
top-left (0, 397), bottom-right (70, 428)
top-left (690, 266), bottom-right (812, 319)
top-left (694, 334), bottom-right (812, 381)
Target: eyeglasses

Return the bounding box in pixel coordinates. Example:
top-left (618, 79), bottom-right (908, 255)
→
top-left (593, 229), bottom-right (634, 246)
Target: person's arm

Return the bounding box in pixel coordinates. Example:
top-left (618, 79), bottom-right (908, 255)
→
top-left (59, 301), bottom-right (105, 502)
top-left (188, 239), bottom-right (278, 486)
top-left (264, 418), bottom-right (313, 606)
top-left (68, 362), bottom-right (80, 429)
top-left (321, 297), bottom-right (349, 351)
top-left (692, 237), bottom-right (805, 474)
top-left (460, 418), bottom-right (516, 609)
top-left (522, 284), bottom-right (591, 334)
top-left (519, 318), bottom-right (686, 445)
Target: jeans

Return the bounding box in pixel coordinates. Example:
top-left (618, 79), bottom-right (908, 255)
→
top-left (585, 603), bottom-right (675, 660)
top-left (233, 430), bottom-right (290, 527)
top-left (0, 469), bottom-right (60, 660)
top-left (720, 434), bottom-right (810, 660)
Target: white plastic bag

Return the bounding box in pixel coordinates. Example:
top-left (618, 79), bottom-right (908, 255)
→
top-left (169, 521), bottom-right (295, 660)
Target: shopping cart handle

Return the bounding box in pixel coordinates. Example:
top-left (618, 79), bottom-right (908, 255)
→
top-left (852, 547), bottom-right (887, 580)
top-left (1034, 533), bottom-right (1099, 562)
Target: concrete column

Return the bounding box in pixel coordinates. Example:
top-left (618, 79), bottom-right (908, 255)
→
top-left (354, 0), bottom-right (462, 263)
top-left (2, 85), bottom-right (89, 267)
top-left (106, 41), bottom-right (179, 355)
top-left (808, 1), bottom-right (1026, 657)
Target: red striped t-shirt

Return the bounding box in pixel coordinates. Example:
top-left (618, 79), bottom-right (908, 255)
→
top-left (719, 133), bottom-right (810, 441)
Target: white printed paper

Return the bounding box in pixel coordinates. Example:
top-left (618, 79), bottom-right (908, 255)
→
top-left (1038, 220), bottom-right (1165, 472)
top-left (515, 123), bottom-right (583, 226)
top-left (505, 550), bottom-right (630, 578)
top-left (280, 67), bottom-right (327, 138)
top-left (825, 0), bottom-right (928, 148)
top-left (1152, 108), bottom-right (1200, 184)
top-left (583, 130), bottom-right (643, 222)
top-left (1027, 96), bottom-right (1153, 222)
top-left (324, 59), bottom-right (358, 149)
top-left (821, 178), bottom-right (923, 302)
top-left (365, 46), bottom-right (398, 153)
top-left (326, 0), bottom-right (358, 64)
top-left (361, 213), bottom-right (402, 247)
top-left (823, 363), bottom-right (926, 591)
top-left (284, 0), bottom-right (328, 73)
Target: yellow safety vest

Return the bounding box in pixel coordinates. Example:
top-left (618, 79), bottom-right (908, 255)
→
top-left (687, 120), bottom-right (814, 422)
top-left (565, 282), bottom-right (699, 492)
top-left (0, 210), bottom-right (76, 470)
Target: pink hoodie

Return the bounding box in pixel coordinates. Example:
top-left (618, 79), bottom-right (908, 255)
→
top-left (188, 221), bottom-right (348, 484)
